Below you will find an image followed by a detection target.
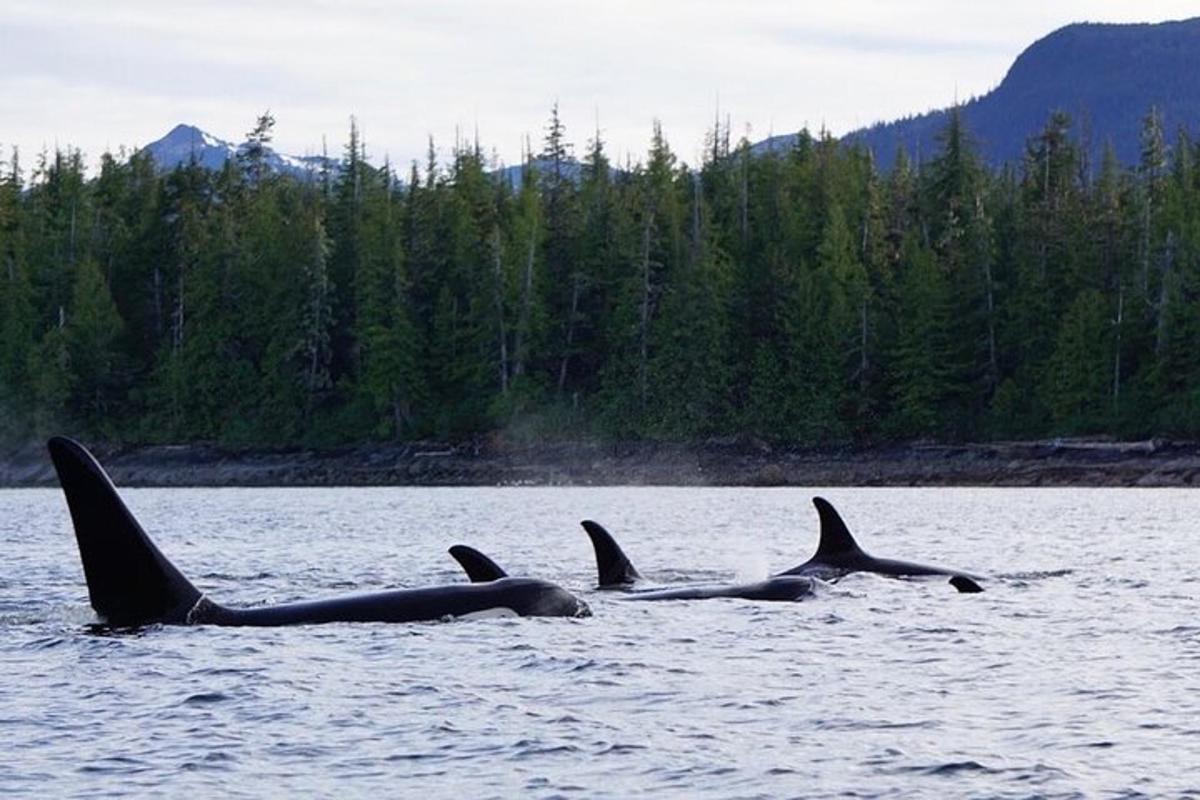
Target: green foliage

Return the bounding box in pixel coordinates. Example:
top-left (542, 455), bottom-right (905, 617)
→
top-left (645, 176), bottom-right (732, 438)
top-left (1042, 289), bottom-right (1112, 431)
top-left (29, 325), bottom-right (72, 437)
top-left (6, 106), bottom-right (1200, 447)
top-left (0, 164), bottom-right (34, 439)
top-left (65, 258), bottom-right (126, 434)
top-left (889, 237), bottom-right (957, 437)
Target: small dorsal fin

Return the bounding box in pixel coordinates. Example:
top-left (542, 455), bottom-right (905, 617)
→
top-left (812, 497), bottom-right (864, 558)
top-left (949, 575), bottom-right (984, 594)
top-left (448, 545), bottom-right (508, 582)
top-left (48, 436), bottom-right (203, 626)
top-left (580, 520), bottom-right (641, 587)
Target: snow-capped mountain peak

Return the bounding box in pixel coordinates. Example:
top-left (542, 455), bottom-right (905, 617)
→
top-left (142, 123), bottom-right (334, 180)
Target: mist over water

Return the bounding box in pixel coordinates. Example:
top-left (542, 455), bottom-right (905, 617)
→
top-left (2, 486), bottom-right (1199, 797)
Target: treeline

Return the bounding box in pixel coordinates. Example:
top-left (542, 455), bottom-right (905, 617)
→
top-left (2, 106), bottom-right (1200, 448)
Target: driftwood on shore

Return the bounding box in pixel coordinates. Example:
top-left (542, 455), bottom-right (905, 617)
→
top-left (3, 438), bottom-right (1200, 488)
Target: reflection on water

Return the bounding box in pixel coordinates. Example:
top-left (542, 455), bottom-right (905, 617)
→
top-left (2, 486), bottom-right (1199, 797)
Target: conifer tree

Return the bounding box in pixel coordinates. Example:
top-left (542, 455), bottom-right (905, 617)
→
top-left (299, 207), bottom-right (334, 415)
top-left (356, 164), bottom-right (423, 438)
top-left (571, 128), bottom-right (620, 398)
top-left (29, 322), bottom-right (72, 437)
top-left (1042, 289), bottom-right (1111, 431)
top-left (537, 105), bottom-right (584, 395)
top-left (0, 151), bottom-right (34, 438)
top-left (924, 106), bottom-right (998, 426)
top-left (646, 171), bottom-right (731, 437)
top-left (239, 110), bottom-right (276, 186)
top-left (890, 236), bottom-right (956, 436)
top-left (65, 257), bottom-right (126, 434)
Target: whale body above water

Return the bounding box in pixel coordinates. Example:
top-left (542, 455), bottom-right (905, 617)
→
top-left (778, 497), bottom-right (984, 592)
top-left (47, 436), bottom-right (590, 627)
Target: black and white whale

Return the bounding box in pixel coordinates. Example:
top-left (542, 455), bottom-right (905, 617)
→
top-left (450, 542), bottom-right (816, 602)
top-left (451, 542), bottom-right (815, 602)
top-left (578, 521), bottom-right (816, 602)
top-left (778, 497), bottom-right (984, 593)
top-left (48, 436), bottom-right (590, 627)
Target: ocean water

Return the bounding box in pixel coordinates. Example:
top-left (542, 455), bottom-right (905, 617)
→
top-left (1, 485), bottom-right (1198, 798)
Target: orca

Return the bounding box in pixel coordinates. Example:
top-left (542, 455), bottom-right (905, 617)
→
top-left (451, 542), bottom-right (814, 602)
top-left (578, 520), bottom-right (815, 602)
top-left (778, 497), bottom-right (984, 593)
top-left (47, 436), bottom-right (590, 627)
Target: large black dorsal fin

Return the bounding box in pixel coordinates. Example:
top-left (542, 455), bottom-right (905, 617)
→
top-left (448, 545), bottom-right (509, 582)
top-left (812, 497), bottom-right (865, 558)
top-left (48, 437), bottom-right (203, 626)
top-left (580, 520), bottom-right (641, 587)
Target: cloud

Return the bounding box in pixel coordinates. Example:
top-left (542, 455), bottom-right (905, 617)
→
top-left (2, 21), bottom-right (312, 102)
top-left (1, 0), bottom-right (1197, 172)
top-left (768, 27), bottom-right (1013, 57)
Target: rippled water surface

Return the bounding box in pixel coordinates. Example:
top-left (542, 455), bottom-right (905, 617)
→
top-left (2, 486), bottom-right (1199, 798)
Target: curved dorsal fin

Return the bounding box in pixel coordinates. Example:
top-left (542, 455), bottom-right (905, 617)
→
top-left (48, 436), bottom-right (203, 626)
top-left (447, 545), bottom-right (508, 582)
top-left (580, 520), bottom-right (641, 587)
top-left (812, 497), bottom-right (864, 558)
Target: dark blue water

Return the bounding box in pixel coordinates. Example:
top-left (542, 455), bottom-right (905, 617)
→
top-left (2, 486), bottom-right (1199, 797)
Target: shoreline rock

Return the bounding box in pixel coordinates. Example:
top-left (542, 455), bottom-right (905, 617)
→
top-left (3, 438), bottom-right (1200, 488)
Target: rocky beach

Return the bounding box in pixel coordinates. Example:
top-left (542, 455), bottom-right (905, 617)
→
top-left (3, 438), bottom-right (1198, 488)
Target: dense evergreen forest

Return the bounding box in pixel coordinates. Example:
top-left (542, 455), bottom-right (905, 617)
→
top-left (2, 106), bottom-right (1199, 449)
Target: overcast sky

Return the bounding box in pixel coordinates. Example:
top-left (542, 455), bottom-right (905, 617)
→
top-left (3, 1), bottom-right (1198, 172)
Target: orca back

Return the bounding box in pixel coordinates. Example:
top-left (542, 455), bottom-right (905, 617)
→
top-left (48, 437), bottom-right (203, 626)
top-left (580, 520), bottom-right (641, 587)
top-left (448, 545), bottom-right (509, 582)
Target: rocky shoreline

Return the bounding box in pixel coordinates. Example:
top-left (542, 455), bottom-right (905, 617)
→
top-left (3, 437), bottom-right (1200, 488)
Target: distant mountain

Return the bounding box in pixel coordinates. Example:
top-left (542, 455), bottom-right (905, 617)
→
top-left (141, 123), bottom-right (335, 180)
top-left (148, 18), bottom-right (1200, 183)
top-left (142, 124), bottom-right (585, 188)
top-left (493, 157), bottom-right (587, 189)
top-left (757, 17), bottom-right (1200, 171)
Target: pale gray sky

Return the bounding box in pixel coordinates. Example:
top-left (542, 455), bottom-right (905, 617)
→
top-left (2, 0), bottom-right (1197, 171)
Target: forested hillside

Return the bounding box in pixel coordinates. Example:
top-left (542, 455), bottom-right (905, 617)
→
top-left (2, 105), bottom-right (1199, 449)
top-left (757, 18), bottom-right (1200, 171)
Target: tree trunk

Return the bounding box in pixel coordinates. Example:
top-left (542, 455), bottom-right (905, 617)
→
top-left (172, 270), bottom-right (185, 352)
top-left (984, 255), bottom-right (998, 390)
top-left (1140, 195), bottom-right (1152, 296)
top-left (638, 211), bottom-right (655, 406)
top-left (68, 202), bottom-right (77, 265)
top-left (513, 219), bottom-right (537, 379)
top-left (859, 298), bottom-right (869, 396)
top-left (153, 266), bottom-right (163, 339)
top-left (557, 273), bottom-right (579, 393)
top-left (739, 155), bottom-right (748, 243)
top-left (491, 227), bottom-right (509, 394)
top-left (1113, 283), bottom-right (1123, 409)
top-left (1154, 231), bottom-right (1175, 358)
top-left (392, 396), bottom-right (405, 441)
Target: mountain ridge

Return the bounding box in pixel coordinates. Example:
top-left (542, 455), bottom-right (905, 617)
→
top-left (141, 17), bottom-right (1200, 179)
top-left (833, 17), bottom-right (1200, 169)
top-left (142, 122), bottom-right (336, 180)
top-left (750, 17), bottom-right (1200, 169)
